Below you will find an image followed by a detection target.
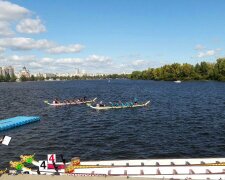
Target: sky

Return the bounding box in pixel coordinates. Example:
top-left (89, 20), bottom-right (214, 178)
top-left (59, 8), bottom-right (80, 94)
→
top-left (0, 0), bottom-right (225, 74)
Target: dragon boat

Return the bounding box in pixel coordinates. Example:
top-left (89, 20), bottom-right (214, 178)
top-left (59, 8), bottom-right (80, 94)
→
top-left (7, 154), bottom-right (225, 179)
top-left (44, 98), bottom-right (97, 106)
top-left (87, 100), bottom-right (150, 110)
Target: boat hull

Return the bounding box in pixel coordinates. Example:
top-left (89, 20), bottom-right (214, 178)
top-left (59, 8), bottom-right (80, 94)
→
top-left (88, 101), bottom-right (150, 110)
top-left (15, 157), bottom-right (225, 180)
top-left (45, 98), bottom-right (97, 106)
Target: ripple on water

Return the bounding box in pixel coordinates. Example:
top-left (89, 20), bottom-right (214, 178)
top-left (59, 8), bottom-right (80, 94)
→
top-left (0, 80), bottom-right (225, 168)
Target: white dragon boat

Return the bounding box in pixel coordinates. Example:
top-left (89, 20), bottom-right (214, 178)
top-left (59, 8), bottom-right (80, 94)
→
top-left (8, 154), bottom-right (225, 179)
top-left (44, 98), bottom-right (97, 106)
top-left (87, 101), bottom-right (150, 110)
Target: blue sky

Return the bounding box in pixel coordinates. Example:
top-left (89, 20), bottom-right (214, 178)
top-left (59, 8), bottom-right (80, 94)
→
top-left (0, 0), bottom-right (225, 74)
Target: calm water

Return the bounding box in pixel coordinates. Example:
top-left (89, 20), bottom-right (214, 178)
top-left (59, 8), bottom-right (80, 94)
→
top-left (0, 80), bottom-right (225, 168)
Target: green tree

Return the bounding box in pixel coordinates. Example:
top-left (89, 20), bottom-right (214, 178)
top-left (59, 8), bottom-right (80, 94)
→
top-left (10, 75), bottom-right (17, 82)
top-left (20, 75), bottom-right (28, 82)
top-left (215, 58), bottom-right (225, 81)
top-left (0, 75), bottom-right (4, 82)
top-left (130, 71), bottom-right (142, 79)
top-left (4, 73), bottom-right (11, 82)
top-left (30, 75), bottom-right (35, 81)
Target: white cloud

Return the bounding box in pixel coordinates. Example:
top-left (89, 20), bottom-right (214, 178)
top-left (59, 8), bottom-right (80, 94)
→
top-left (197, 49), bottom-right (220, 58)
top-left (86, 54), bottom-right (112, 64)
top-left (0, 0), bottom-right (29, 21)
top-left (0, 47), bottom-right (5, 53)
top-left (40, 57), bottom-right (54, 63)
top-left (1, 53), bottom-right (155, 74)
top-left (194, 44), bottom-right (205, 51)
top-left (47, 44), bottom-right (84, 54)
top-left (131, 59), bottom-right (147, 66)
top-left (0, 37), bottom-right (85, 54)
top-left (16, 17), bottom-right (46, 34)
top-left (29, 62), bottom-right (43, 68)
top-left (0, 1), bottom-right (84, 54)
top-left (0, 37), bottom-right (54, 50)
top-left (56, 58), bottom-right (82, 64)
top-left (7, 55), bottom-right (36, 62)
top-left (0, 21), bottom-right (14, 36)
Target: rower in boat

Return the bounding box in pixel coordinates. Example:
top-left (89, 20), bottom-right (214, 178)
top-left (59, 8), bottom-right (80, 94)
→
top-left (64, 100), bottom-right (69, 103)
top-left (99, 101), bottom-right (105, 107)
top-left (45, 97), bottom-right (97, 106)
top-left (69, 100), bottom-right (73, 103)
top-left (87, 100), bottom-right (150, 110)
top-left (134, 98), bottom-right (138, 105)
top-left (121, 101), bottom-right (126, 107)
top-left (53, 98), bottom-right (60, 104)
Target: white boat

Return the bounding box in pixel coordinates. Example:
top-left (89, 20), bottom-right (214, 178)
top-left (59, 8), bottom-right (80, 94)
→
top-left (87, 101), bottom-right (150, 110)
top-left (44, 98), bottom-right (97, 106)
top-left (174, 80), bottom-right (182, 83)
top-left (9, 154), bottom-right (225, 180)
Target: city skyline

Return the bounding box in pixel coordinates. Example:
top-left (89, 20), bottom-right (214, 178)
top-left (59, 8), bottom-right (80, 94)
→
top-left (0, 0), bottom-right (225, 74)
top-left (0, 65), bottom-right (112, 78)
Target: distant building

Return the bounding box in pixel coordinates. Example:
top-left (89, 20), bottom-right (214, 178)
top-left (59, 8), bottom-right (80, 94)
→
top-left (34, 73), bottom-right (44, 78)
top-left (0, 66), bottom-right (15, 77)
top-left (75, 68), bottom-right (80, 75)
top-left (19, 66), bottom-right (30, 78)
top-left (43, 73), bottom-right (56, 79)
top-left (73, 68), bottom-right (86, 77)
top-left (8, 66), bottom-right (14, 77)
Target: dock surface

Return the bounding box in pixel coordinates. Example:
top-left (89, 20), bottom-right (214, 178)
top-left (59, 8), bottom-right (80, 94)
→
top-left (0, 116), bottom-right (40, 131)
top-left (0, 175), bottom-right (161, 180)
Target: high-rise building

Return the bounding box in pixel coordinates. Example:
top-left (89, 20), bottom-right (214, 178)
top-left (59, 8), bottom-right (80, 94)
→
top-left (75, 68), bottom-right (80, 75)
top-left (0, 66), bottom-right (15, 77)
top-left (43, 73), bottom-right (56, 78)
top-left (8, 66), bottom-right (14, 77)
top-left (0, 66), bottom-right (14, 77)
top-left (2, 67), bottom-right (8, 76)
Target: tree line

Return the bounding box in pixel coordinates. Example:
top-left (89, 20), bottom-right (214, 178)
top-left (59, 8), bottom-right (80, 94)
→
top-left (129, 58), bottom-right (225, 81)
top-left (0, 74), bottom-right (17, 82)
top-left (1, 58), bottom-right (225, 82)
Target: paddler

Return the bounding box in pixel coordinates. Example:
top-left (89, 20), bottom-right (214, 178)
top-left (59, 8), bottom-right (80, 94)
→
top-left (53, 98), bottom-right (59, 104)
top-left (134, 98), bottom-right (138, 105)
top-left (99, 101), bottom-right (104, 107)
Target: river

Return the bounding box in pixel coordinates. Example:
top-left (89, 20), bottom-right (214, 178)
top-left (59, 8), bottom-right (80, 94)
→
top-left (0, 80), bottom-right (225, 168)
